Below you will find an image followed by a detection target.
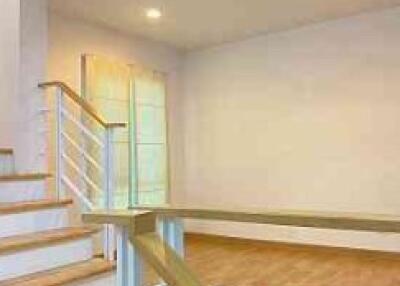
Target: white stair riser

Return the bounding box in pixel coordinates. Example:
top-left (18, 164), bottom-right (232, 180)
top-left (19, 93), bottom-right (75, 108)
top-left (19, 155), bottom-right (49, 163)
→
top-left (69, 272), bottom-right (116, 286)
top-left (0, 208), bottom-right (69, 238)
top-left (0, 181), bottom-right (46, 202)
top-left (0, 155), bottom-right (15, 176)
top-left (0, 238), bottom-right (93, 281)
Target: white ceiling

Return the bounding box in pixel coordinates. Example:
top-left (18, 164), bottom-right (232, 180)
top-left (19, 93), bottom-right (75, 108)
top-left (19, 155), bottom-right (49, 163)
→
top-left (49, 0), bottom-right (400, 51)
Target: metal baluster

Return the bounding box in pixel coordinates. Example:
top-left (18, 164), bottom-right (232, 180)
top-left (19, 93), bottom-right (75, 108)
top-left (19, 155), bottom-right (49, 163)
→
top-left (116, 226), bottom-right (142, 286)
top-left (103, 128), bottom-right (115, 261)
top-left (158, 217), bottom-right (185, 257)
top-left (55, 87), bottom-right (65, 200)
top-left (156, 217), bottom-right (185, 286)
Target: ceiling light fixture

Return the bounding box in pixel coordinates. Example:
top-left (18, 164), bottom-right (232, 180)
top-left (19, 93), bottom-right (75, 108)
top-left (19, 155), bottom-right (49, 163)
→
top-left (146, 8), bottom-right (162, 19)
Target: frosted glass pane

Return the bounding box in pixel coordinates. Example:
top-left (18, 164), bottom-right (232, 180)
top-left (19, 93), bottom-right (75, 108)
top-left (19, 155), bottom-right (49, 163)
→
top-left (114, 143), bottom-right (129, 208)
top-left (90, 98), bottom-right (128, 123)
top-left (137, 144), bottom-right (167, 193)
top-left (134, 76), bottom-right (168, 206)
top-left (139, 191), bottom-right (166, 205)
top-left (136, 105), bottom-right (166, 144)
top-left (135, 79), bottom-right (165, 107)
top-left (85, 56), bottom-right (131, 102)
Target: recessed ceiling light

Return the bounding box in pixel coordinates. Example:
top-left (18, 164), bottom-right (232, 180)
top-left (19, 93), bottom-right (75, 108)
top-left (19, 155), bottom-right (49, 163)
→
top-left (146, 8), bottom-right (162, 19)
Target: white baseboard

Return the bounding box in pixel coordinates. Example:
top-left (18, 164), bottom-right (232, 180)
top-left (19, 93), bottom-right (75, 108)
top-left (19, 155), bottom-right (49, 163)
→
top-left (185, 219), bottom-right (400, 253)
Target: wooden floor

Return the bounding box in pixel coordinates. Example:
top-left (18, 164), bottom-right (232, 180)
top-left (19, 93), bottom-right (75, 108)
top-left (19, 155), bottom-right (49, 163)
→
top-left (146, 233), bottom-right (400, 286)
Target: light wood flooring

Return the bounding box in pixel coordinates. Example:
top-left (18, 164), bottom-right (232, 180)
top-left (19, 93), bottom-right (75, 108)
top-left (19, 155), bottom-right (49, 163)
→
top-left (146, 233), bottom-right (400, 286)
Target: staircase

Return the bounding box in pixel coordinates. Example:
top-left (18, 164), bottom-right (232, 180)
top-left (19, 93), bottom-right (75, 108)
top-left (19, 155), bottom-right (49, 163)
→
top-left (0, 79), bottom-right (131, 285)
top-left (0, 148), bottom-right (116, 285)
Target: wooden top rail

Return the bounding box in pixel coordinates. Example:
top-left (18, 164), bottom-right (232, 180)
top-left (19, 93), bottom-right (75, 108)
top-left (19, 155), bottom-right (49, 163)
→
top-left (133, 232), bottom-right (202, 286)
top-left (133, 205), bottom-right (400, 233)
top-left (83, 208), bottom-right (400, 286)
top-left (39, 81), bottom-right (127, 129)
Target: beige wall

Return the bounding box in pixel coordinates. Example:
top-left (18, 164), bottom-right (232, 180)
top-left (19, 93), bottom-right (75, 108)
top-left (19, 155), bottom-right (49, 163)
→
top-left (0, 0), bottom-right (48, 173)
top-left (18, 0), bottom-right (48, 173)
top-left (0, 0), bottom-right (20, 149)
top-left (182, 7), bottom-right (400, 251)
top-left (47, 13), bottom-right (185, 203)
top-left (46, 6), bottom-right (400, 251)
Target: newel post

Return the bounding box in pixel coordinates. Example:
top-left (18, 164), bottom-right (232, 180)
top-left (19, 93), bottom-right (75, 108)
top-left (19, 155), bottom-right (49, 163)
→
top-left (116, 226), bottom-right (143, 286)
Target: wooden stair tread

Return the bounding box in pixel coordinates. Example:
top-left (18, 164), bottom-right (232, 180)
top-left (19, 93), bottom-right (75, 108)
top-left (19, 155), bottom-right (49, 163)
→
top-left (0, 149), bottom-right (13, 155)
top-left (0, 199), bottom-right (73, 215)
top-left (0, 258), bottom-right (115, 286)
top-left (0, 173), bottom-right (51, 182)
top-left (0, 227), bottom-right (100, 255)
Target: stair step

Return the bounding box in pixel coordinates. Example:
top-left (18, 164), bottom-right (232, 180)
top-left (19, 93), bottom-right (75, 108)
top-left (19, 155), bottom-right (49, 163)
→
top-left (0, 173), bottom-right (51, 182)
top-left (0, 199), bottom-right (73, 215)
top-left (0, 258), bottom-right (115, 286)
top-left (0, 206), bottom-right (69, 238)
top-left (0, 228), bottom-right (96, 280)
top-left (0, 149), bottom-right (13, 155)
top-left (0, 227), bottom-right (99, 255)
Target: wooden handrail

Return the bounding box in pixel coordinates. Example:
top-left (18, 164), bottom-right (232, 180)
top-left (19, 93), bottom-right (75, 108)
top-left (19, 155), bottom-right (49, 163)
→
top-left (83, 208), bottom-right (400, 285)
top-left (39, 81), bottom-right (127, 129)
top-left (133, 205), bottom-right (400, 233)
top-left (133, 232), bottom-right (202, 286)
top-left (84, 207), bottom-right (400, 286)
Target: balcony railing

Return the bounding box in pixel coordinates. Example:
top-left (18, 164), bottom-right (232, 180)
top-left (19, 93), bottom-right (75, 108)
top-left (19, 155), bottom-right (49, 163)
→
top-left (83, 206), bottom-right (400, 286)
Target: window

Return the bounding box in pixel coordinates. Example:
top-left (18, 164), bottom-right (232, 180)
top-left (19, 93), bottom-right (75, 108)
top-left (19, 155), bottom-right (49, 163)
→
top-left (131, 74), bottom-right (168, 205)
top-left (82, 55), bottom-right (169, 208)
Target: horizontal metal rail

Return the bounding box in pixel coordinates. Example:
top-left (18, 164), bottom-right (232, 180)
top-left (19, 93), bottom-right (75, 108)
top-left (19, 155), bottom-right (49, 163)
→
top-left (62, 175), bottom-right (94, 210)
top-left (62, 153), bottom-right (103, 195)
top-left (61, 107), bottom-right (104, 147)
top-left (61, 131), bottom-right (103, 173)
